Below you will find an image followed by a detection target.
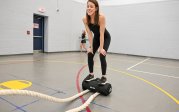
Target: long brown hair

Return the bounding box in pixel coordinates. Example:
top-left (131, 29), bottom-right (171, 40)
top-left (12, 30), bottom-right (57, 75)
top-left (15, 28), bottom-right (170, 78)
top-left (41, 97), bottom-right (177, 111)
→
top-left (86, 0), bottom-right (99, 25)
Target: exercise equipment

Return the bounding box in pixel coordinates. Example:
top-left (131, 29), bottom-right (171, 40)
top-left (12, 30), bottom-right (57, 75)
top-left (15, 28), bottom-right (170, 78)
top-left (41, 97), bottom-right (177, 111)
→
top-left (82, 78), bottom-right (112, 96)
top-left (0, 78), bottom-right (112, 112)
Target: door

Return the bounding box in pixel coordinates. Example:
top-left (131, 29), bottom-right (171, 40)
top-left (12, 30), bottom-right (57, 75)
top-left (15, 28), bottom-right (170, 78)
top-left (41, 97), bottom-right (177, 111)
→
top-left (33, 15), bottom-right (44, 52)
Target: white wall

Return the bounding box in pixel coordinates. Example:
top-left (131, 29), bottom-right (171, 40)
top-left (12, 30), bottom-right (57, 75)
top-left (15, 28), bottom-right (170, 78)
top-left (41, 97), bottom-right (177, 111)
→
top-left (0, 0), bottom-right (73, 55)
top-left (0, 0), bottom-right (179, 59)
top-left (47, 0), bottom-right (73, 52)
top-left (70, 2), bottom-right (87, 50)
top-left (74, 0), bottom-right (171, 5)
top-left (71, 0), bottom-right (179, 59)
top-left (104, 1), bottom-right (179, 59)
top-left (0, 0), bottom-right (33, 55)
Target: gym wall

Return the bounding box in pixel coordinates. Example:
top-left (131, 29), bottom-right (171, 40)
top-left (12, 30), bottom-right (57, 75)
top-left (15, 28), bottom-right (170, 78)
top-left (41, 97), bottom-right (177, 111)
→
top-left (0, 0), bottom-right (178, 59)
top-left (72, 0), bottom-right (179, 59)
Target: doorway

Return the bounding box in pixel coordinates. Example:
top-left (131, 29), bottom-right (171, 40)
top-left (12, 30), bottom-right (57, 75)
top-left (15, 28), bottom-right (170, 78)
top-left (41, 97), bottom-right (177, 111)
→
top-left (33, 15), bottom-right (44, 53)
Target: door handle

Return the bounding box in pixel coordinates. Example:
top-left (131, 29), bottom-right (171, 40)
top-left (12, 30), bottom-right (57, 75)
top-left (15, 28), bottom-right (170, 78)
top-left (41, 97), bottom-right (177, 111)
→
top-left (34, 36), bottom-right (42, 38)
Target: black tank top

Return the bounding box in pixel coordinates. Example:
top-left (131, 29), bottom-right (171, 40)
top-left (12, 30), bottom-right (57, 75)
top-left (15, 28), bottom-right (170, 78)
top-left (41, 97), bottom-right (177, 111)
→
top-left (82, 34), bottom-right (85, 39)
top-left (88, 23), bottom-right (110, 39)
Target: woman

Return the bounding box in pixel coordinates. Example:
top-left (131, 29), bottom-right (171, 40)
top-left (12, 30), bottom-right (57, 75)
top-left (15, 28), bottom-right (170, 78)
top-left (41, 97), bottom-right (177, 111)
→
top-left (83, 0), bottom-right (111, 85)
top-left (80, 30), bottom-right (87, 52)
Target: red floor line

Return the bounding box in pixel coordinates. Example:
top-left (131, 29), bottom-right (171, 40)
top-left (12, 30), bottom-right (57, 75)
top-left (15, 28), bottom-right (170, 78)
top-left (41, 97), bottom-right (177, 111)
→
top-left (76, 64), bottom-right (91, 112)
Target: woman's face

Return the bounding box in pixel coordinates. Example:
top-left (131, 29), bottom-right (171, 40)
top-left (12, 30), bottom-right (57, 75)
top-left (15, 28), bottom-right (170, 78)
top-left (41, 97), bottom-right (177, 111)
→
top-left (87, 1), bottom-right (97, 16)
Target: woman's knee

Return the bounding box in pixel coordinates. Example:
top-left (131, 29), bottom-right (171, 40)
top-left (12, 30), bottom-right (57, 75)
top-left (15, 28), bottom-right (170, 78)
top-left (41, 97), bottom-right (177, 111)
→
top-left (99, 53), bottom-right (106, 60)
top-left (88, 52), bottom-right (94, 58)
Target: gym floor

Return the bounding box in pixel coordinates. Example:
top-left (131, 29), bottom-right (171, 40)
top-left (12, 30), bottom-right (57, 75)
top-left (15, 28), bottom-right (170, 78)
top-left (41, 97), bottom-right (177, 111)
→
top-left (0, 52), bottom-right (178, 112)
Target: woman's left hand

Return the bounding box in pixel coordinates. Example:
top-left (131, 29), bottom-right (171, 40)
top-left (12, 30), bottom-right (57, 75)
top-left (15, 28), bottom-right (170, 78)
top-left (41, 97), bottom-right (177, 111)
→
top-left (99, 48), bottom-right (106, 56)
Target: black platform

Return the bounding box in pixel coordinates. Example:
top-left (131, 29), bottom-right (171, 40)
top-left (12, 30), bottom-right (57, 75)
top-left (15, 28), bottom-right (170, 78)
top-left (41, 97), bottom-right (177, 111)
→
top-left (82, 78), bottom-right (112, 96)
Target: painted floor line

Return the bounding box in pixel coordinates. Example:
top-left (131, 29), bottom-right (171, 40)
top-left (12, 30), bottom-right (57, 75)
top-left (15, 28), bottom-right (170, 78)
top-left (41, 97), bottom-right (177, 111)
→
top-left (0, 95), bottom-right (27, 112)
top-left (129, 69), bottom-right (179, 79)
top-left (45, 60), bottom-right (85, 65)
top-left (109, 67), bottom-right (179, 104)
top-left (127, 58), bottom-right (150, 70)
top-left (110, 58), bottom-right (179, 69)
top-left (76, 65), bottom-right (91, 112)
top-left (0, 60), bottom-right (34, 63)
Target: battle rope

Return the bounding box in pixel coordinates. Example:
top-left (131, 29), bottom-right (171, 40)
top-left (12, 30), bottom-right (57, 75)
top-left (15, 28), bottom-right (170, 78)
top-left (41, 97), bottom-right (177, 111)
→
top-left (66, 92), bottom-right (100, 112)
top-left (0, 89), bottom-right (99, 112)
top-left (0, 89), bottom-right (89, 103)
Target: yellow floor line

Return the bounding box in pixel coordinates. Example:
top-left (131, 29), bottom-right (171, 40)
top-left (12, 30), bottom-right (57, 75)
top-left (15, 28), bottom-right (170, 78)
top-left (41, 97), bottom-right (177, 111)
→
top-left (27, 59), bottom-right (179, 104)
top-left (109, 67), bottom-right (179, 105)
top-left (45, 60), bottom-right (85, 65)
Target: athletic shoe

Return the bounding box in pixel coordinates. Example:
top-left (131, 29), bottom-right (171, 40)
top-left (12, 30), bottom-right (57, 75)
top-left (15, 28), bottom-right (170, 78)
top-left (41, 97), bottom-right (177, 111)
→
top-left (99, 76), bottom-right (107, 85)
top-left (84, 74), bottom-right (95, 82)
